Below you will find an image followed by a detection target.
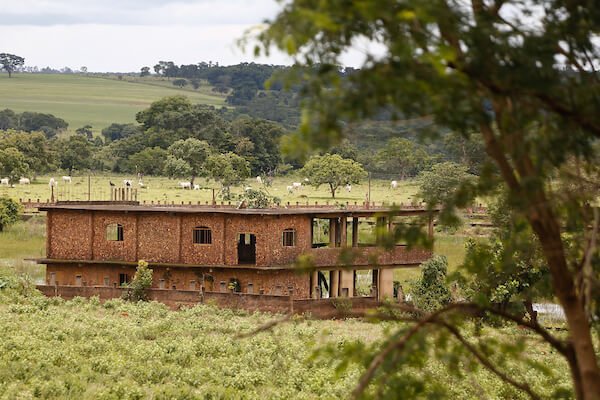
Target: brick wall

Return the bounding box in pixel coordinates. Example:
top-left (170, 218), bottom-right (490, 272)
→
top-left (36, 285), bottom-right (381, 317)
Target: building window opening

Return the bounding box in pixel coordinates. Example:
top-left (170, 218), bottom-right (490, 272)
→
top-left (354, 269), bottom-right (376, 297)
top-left (247, 283), bottom-right (254, 294)
top-left (220, 281), bottom-right (227, 292)
top-left (282, 228), bottom-right (296, 247)
top-left (193, 227), bottom-right (212, 244)
top-left (107, 223), bottom-right (124, 241)
top-left (103, 276), bottom-right (110, 286)
top-left (312, 218), bottom-right (331, 248)
top-left (318, 271), bottom-right (330, 298)
top-left (119, 273), bottom-right (129, 286)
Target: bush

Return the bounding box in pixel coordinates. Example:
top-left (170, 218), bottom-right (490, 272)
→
top-left (409, 255), bottom-right (452, 312)
top-left (123, 260), bottom-right (153, 302)
top-left (0, 197), bottom-right (21, 232)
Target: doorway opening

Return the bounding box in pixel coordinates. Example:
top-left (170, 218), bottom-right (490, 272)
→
top-left (237, 233), bottom-right (256, 264)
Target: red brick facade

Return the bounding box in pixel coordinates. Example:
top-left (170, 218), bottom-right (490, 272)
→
top-left (38, 203), bottom-right (434, 306)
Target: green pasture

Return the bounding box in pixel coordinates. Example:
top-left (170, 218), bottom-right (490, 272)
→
top-left (0, 74), bottom-right (225, 133)
top-left (4, 175), bottom-right (421, 206)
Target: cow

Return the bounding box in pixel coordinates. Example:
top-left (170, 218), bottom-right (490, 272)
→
top-left (179, 182), bottom-right (191, 189)
top-left (123, 179), bottom-right (132, 187)
top-left (286, 185), bottom-right (294, 194)
top-left (0, 178), bottom-right (9, 186)
top-left (62, 176), bottom-right (72, 183)
top-left (193, 184), bottom-right (200, 190)
top-left (391, 180), bottom-right (398, 189)
top-left (292, 182), bottom-right (302, 190)
top-left (345, 184), bottom-right (352, 192)
top-left (19, 177), bottom-right (30, 185)
top-left (49, 177), bottom-right (57, 187)
top-left (256, 176), bottom-right (263, 184)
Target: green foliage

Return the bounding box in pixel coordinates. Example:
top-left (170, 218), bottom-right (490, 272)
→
top-left (409, 255), bottom-right (452, 312)
top-left (0, 130), bottom-right (56, 176)
top-left (0, 197), bottom-right (21, 232)
top-left (164, 138), bottom-right (212, 183)
top-left (123, 260), bottom-right (153, 302)
top-left (374, 138), bottom-right (433, 179)
top-left (172, 78), bottom-right (188, 88)
top-left (237, 188), bottom-right (280, 209)
top-left (76, 125), bottom-right (93, 140)
top-left (0, 147), bottom-right (29, 183)
top-left (127, 147), bottom-right (167, 175)
top-left (231, 116), bottom-right (284, 175)
top-left (204, 152), bottom-right (250, 194)
top-left (300, 153), bottom-right (367, 198)
top-left (56, 135), bottom-right (93, 174)
top-left (101, 123), bottom-right (141, 142)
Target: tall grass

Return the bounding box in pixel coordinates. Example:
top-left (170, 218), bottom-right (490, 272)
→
top-left (0, 217), bottom-right (46, 283)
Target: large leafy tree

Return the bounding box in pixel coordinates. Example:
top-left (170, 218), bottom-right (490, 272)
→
top-left (0, 53), bottom-right (24, 78)
top-left (0, 147), bottom-right (29, 183)
top-left (204, 152), bottom-right (251, 197)
top-left (258, 1), bottom-right (600, 398)
top-left (375, 138), bottom-right (432, 179)
top-left (163, 138), bottom-right (212, 185)
top-left (56, 135), bottom-right (93, 174)
top-left (301, 153), bottom-right (367, 198)
top-left (0, 130), bottom-right (56, 176)
top-left (0, 197), bottom-right (21, 232)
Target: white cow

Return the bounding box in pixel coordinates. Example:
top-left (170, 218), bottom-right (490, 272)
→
top-left (391, 180), bottom-right (398, 189)
top-left (256, 176), bottom-right (263, 184)
top-left (19, 177), bottom-right (30, 185)
top-left (345, 184), bottom-right (352, 192)
top-left (292, 182), bottom-right (302, 190)
top-left (286, 185), bottom-right (294, 194)
top-left (49, 177), bottom-right (57, 187)
top-left (304, 178), bottom-right (309, 183)
top-left (193, 184), bottom-right (200, 190)
top-left (138, 181), bottom-right (145, 188)
top-left (179, 181), bottom-right (191, 189)
top-left (123, 179), bottom-right (132, 187)
top-left (0, 178), bottom-right (9, 186)
top-left (62, 176), bottom-right (72, 183)
top-left (244, 186), bottom-right (252, 192)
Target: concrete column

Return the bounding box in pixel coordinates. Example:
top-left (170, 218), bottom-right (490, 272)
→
top-left (378, 268), bottom-right (394, 300)
top-left (330, 270), bottom-right (339, 298)
top-left (352, 217), bottom-right (359, 247)
top-left (311, 270), bottom-right (319, 299)
top-left (339, 270), bottom-right (354, 297)
top-left (329, 219), bottom-right (336, 247)
top-left (340, 217), bottom-right (347, 247)
top-left (376, 217), bottom-right (386, 245)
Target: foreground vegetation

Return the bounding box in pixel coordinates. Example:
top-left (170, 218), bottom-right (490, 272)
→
top-left (0, 270), bottom-right (572, 399)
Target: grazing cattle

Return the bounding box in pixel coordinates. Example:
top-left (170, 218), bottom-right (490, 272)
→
top-left (345, 184), bottom-right (352, 192)
top-left (123, 179), bottom-right (132, 187)
top-left (286, 185), bottom-right (294, 194)
top-left (62, 176), bottom-right (72, 183)
top-left (19, 177), bottom-right (30, 185)
top-left (138, 181), bottom-right (145, 188)
top-left (256, 176), bottom-right (263, 184)
top-left (49, 178), bottom-right (57, 187)
top-left (244, 186), bottom-right (252, 191)
top-left (193, 184), bottom-right (200, 190)
top-left (391, 180), bottom-right (398, 189)
top-left (0, 178), bottom-right (9, 186)
top-left (179, 182), bottom-right (191, 189)
top-left (292, 182), bottom-right (302, 190)
top-left (304, 178), bottom-right (309, 182)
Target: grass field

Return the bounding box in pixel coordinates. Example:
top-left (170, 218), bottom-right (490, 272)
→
top-left (4, 175), bottom-right (422, 207)
top-left (0, 74), bottom-right (226, 133)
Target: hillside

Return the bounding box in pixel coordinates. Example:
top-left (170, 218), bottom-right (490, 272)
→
top-left (0, 74), bottom-right (226, 133)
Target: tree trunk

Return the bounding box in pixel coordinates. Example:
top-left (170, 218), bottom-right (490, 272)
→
top-left (330, 184), bottom-right (336, 198)
top-left (7, 69), bottom-right (11, 78)
top-left (190, 175), bottom-right (195, 186)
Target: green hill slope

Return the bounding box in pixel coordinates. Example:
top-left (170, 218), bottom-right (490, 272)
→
top-left (0, 74), bottom-right (226, 133)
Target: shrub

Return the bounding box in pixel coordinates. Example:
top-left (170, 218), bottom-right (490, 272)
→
top-left (409, 255), bottom-right (452, 312)
top-left (0, 197), bottom-right (21, 232)
top-left (123, 260), bottom-right (153, 302)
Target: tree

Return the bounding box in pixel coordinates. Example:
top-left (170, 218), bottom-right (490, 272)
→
top-left (127, 147), bottom-right (167, 175)
top-left (375, 138), bottom-right (432, 179)
top-left (259, 1), bottom-right (600, 398)
top-left (0, 147), bottom-right (29, 183)
top-left (18, 111), bottom-right (68, 139)
top-left (57, 135), bottom-right (92, 174)
top-left (101, 123), bottom-right (140, 142)
top-left (140, 66), bottom-right (150, 77)
top-left (163, 138), bottom-right (211, 185)
top-left (231, 117), bottom-right (284, 175)
top-left (0, 130), bottom-right (56, 175)
top-left (0, 109), bottom-right (17, 130)
top-left (301, 154), bottom-right (367, 198)
top-left (76, 125), bottom-right (93, 140)
top-left (417, 162), bottom-right (475, 225)
top-left (80, 66), bottom-right (88, 73)
top-left (190, 79), bottom-right (201, 90)
top-left (0, 53), bottom-right (24, 78)
top-left (123, 260), bottom-right (153, 301)
top-left (204, 152), bottom-right (250, 197)
top-left (172, 78), bottom-right (188, 88)
top-left (0, 197), bottom-right (21, 232)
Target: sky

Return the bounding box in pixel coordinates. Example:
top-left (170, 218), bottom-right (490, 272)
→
top-left (0, 0), bottom-right (299, 72)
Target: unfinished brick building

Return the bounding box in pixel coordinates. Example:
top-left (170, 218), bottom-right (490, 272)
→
top-left (34, 201), bottom-right (434, 312)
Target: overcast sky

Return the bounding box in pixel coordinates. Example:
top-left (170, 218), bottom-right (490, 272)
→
top-left (0, 0), bottom-right (300, 72)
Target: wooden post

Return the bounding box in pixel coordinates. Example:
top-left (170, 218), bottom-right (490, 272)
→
top-left (87, 175), bottom-right (91, 201)
top-left (340, 217), bottom-right (347, 247)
